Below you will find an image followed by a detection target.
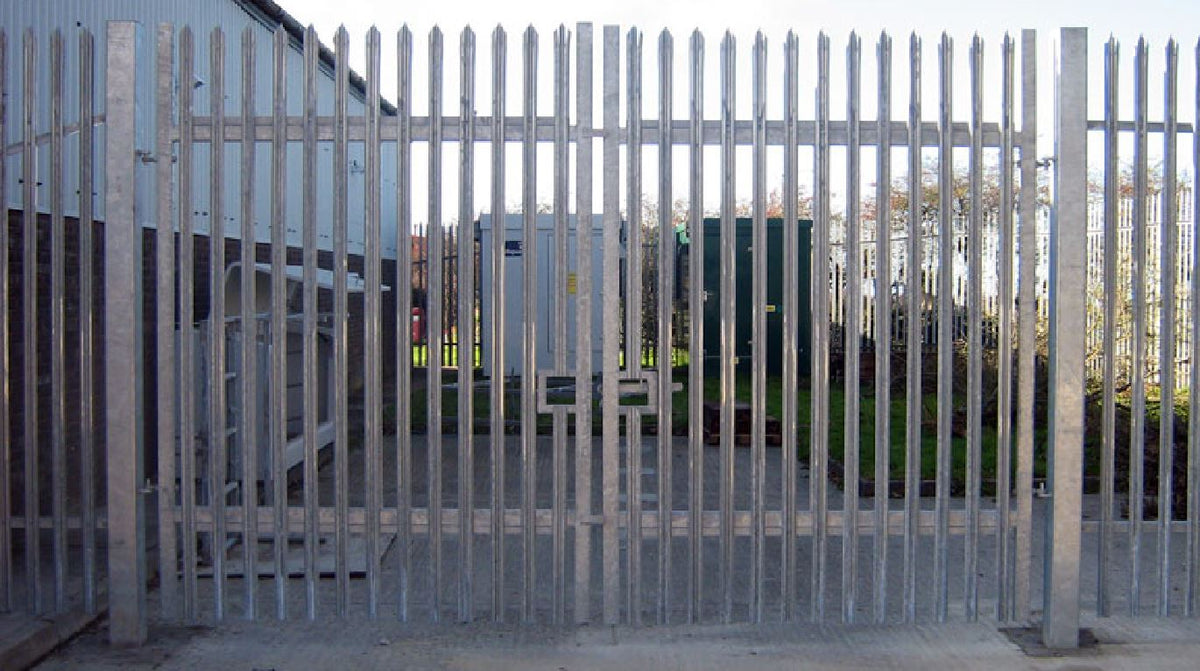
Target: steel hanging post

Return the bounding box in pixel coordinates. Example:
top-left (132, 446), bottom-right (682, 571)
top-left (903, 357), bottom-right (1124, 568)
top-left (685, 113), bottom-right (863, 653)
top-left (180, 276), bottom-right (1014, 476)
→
top-left (1042, 26), bottom-right (1087, 650)
top-left (104, 19), bottom-right (148, 647)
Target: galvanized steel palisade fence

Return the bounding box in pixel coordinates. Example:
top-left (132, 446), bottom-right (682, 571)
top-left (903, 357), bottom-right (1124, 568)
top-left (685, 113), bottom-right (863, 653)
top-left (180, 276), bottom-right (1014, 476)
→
top-left (1090, 34), bottom-right (1200, 621)
top-left (0, 25), bottom-right (106, 625)
top-left (3, 18), bottom-right (1200, 652)
top-left (138, 20), bottom-right (1043, 631)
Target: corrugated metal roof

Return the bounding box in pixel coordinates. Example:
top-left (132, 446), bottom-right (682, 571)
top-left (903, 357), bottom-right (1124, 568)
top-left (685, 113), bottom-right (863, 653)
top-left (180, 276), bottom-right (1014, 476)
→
top-left (234, 0), bottom-right (396, 115)
top-left (2, 0), bottom-right (403, 257)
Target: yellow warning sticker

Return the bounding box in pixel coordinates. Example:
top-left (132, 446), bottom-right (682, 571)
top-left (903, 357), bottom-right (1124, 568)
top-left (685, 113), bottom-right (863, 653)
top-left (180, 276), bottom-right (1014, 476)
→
top-left (567, 272), bottom-right (577, 295)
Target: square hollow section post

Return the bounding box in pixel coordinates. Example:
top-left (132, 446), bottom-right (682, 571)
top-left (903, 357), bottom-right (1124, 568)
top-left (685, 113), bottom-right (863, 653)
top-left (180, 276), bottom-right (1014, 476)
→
top-left (104, 20), bottom-right (148, 646)
top-left (1043, 26), bottom-right (1087, 650)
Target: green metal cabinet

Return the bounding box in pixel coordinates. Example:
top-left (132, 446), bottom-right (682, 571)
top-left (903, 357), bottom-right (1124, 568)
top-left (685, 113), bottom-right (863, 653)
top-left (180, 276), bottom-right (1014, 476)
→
top-left (688, 217), bottom-right (812, 378)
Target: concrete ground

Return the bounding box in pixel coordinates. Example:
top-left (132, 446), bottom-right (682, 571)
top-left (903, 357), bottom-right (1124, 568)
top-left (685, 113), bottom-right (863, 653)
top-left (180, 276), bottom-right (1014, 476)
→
top-left (14, 433), bottom-right (1200, 669)
top-left (151, 434), bottom-right (1037, 624)
top-left (32, 613), bottom-right (1200, 670)
top-left (169, 433), bottom-right (1186, 623)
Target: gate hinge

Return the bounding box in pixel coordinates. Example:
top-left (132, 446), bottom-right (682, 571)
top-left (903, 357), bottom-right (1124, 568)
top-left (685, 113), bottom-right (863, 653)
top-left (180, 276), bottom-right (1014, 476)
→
top-left (139, 478), bottom-right (172, 495)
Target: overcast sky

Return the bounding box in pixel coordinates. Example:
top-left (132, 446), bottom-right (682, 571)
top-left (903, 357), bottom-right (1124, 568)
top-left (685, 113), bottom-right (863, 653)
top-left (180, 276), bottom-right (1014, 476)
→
top-left (273, 0), bottom-right (1200, 215)
top-left (281, 0), bottom-right (1196, 47)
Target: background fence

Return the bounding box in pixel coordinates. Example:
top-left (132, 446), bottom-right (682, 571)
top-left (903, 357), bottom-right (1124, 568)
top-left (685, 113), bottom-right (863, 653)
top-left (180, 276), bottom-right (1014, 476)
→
top-left (415, 185), bottom-right (1197, 394)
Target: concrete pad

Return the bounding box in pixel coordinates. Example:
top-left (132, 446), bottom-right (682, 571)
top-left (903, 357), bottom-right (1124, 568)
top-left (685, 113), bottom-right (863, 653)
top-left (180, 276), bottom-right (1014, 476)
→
top-left (1, 605), bottom-right (106, 671)
top-left (32, 615), bottom-right (1200, 671)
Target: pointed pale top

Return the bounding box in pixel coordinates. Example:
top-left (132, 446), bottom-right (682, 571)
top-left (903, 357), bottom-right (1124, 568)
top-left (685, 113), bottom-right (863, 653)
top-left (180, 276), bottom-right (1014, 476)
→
top-left (334, 25), bottom-right (349, 54)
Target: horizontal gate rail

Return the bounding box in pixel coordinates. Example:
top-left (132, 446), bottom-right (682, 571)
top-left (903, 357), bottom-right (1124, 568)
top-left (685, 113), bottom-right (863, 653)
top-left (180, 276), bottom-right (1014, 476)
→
top-left (176, 117), bottom-right (1017, 146)
top-left (176, 506), bottom-right (1008, 535)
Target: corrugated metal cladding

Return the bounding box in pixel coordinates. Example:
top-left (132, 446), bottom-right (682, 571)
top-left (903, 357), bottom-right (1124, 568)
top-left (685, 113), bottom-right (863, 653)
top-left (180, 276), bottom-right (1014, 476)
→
top-left (2, 0), bottom-right (401, 257)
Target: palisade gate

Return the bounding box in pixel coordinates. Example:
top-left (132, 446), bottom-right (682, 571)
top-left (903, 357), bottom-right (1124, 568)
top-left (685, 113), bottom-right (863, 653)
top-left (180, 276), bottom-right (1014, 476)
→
top-left (2, 19), bottom-right (1198, 651)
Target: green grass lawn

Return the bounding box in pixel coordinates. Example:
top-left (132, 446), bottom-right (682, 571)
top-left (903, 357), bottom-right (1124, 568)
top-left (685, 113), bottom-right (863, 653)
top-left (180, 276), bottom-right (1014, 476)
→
top-left (392, 370), bottom-right (1051, 488)
top-left (682, 376), bottom-right (1046, 489)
